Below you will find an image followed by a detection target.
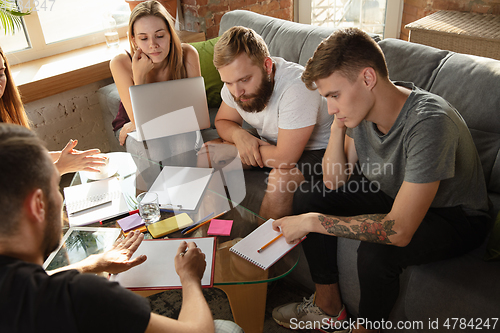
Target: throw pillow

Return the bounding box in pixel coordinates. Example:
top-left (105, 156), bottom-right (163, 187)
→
top-left (484, 211), bottom-right (500, 261)
top-left (190, 37), bottom-right (223, 109)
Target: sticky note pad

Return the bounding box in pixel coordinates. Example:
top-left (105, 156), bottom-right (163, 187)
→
top-left (122, 225), bottom-right (148, 237)
top-left (117, 213), bottom-right (145, 232)
top-left (148, 213), bottom-right (193, 238)
top-left (207, 219), bottom-right (233, 236)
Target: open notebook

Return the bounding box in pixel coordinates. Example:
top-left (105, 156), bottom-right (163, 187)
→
top-left (148, 166), bottom-right (214, 211)
top-left (110, 237), bottom-right (216, 290)
top-left (229, 219), bottom-right (305, 270)
top-left (64, 178), bottom-right (129, 227)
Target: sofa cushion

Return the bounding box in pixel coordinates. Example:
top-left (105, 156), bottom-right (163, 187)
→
top-left (97, 83), bottom-right (126, 153)
top-left (468, 129), bottom-right (500, 189)
top-left (379, 39), bottom-right (452, 91)
top-left (219, 10), bottom-right (380, 67)
top-left (402, 243), bottom-right (500, 324)
top-left (484, 212), bottom-right (500, 261)
top-left (428, 53), bottom-right (500, 193)
top-left (190, 37), bottom-right (224, 109)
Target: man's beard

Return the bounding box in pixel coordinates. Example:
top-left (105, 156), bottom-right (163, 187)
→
top-left (233, 69), bottom-right (274, 113)
top-left (41, 196), bottom-right (62, 260)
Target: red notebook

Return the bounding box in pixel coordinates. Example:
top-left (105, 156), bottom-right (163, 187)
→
top-left (109, 237), bottom-right (216, 290)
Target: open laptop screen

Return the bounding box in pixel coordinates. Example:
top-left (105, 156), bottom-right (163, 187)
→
top-left (128, 76), bottom-right (211, 142)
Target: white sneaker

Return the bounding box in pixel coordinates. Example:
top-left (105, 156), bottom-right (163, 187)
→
top-left (272, 293), bottom-right (350, 332)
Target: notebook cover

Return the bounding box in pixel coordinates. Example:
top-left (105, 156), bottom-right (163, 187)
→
top-left (229, 219), bottom-right (305, 270)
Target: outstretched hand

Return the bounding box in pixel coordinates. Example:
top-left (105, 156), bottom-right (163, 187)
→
top-left (86, 231), bottom-right (147, 274)
top-left (47, 231), bottom-right (147, 275)
top-left (54, 139), bottom-right (106, 175)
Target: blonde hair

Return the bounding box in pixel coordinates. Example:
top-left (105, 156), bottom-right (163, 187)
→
top-left (213, 26), bottom-right (270, 69)
top-left (128, 0), bottom-right (186, 80)
top-left (0, 47), bottom-right (30, 128)
top-left (302, 28), bottom-right (388, 90)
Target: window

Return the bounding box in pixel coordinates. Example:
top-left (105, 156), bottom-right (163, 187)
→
top-left (0, 0), bottom-right (130, 65)
top-left (298, 0), bottom-right (404, 39)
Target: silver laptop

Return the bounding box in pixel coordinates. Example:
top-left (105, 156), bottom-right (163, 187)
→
top-left (128, 76), bottom-right (211, 142)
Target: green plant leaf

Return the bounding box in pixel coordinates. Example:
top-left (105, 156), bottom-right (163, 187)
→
top-left (0, 1), bottom-right (31, 35)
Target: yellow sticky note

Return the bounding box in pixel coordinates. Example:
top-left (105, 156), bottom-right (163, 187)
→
top-left (147, 213), bottom-right (193, 238)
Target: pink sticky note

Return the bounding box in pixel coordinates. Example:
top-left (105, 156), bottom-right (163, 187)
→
top-left (207, 219), bottom-right (233, 236)
top-left (117, 213), bottom-right (145, 232)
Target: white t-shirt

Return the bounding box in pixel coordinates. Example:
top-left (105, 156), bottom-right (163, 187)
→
top-left (221, 57), bottom-right (332, 150)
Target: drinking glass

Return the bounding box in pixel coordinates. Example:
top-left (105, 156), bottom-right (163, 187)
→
top-left (137, 192), bottom-right (160, 225)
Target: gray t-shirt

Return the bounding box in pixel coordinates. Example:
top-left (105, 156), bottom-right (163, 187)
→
top-left (348, 82), bottom-right (489, 215)
top-left (221, 57), bottom-right (332, 150)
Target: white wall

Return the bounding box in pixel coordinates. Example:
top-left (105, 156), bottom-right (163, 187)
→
top-left (25, 78), bottom-right (114, 153)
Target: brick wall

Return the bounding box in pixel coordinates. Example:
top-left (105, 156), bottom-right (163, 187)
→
top-left (181, 0), bottom-right (294, 39)
top-left (25, 78), bottom-right (113, 153)
top-left (401, 0), bottom-right (500, 40)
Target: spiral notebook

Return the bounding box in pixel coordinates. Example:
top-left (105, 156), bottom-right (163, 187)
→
top-left (229, 219), bottom-right (305, 270)
top-left (64, 178), bottom-right (129, 227)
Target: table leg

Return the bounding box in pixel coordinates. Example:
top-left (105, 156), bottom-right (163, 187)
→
top-left (216, 283), bottom-right (268, 333)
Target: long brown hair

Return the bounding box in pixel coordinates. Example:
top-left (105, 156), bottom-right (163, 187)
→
top-left (128, 0), bottom-right (186, 80)
top-left (0, 47), bottom-right (30, 128)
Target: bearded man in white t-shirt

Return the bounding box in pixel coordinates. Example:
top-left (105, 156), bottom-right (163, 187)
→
top-left (201, 26), bottom-right (333, 219)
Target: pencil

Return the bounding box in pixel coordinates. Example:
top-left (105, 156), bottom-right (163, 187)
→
top-left (183, 210), bottom-right (229, 235)
top-left (181, 212), bottom-right (215, 234)
top-left (257, 234), bottom-right (283, 253)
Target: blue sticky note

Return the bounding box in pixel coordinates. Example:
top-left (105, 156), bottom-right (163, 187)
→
top-left (117, 213), bottom-right (145, 232)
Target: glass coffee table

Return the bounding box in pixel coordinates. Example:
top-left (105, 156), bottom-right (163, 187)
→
top-left (62, 152), bottom-right (300, 333)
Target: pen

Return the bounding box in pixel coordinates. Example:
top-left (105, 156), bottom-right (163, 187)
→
top-left (257, 234), bottom-right (283, 253)
top-left (183, 210), bottom-right (229, 235)
top-left (99, 209), bottom-right (140, 224)
top-left (181, 212), bottom-right (215, 234)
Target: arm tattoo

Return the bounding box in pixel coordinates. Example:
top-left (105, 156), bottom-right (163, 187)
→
top-left (318, 214), bottom-right (397, 244)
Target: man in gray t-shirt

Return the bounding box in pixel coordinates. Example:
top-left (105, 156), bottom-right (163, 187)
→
top-left (271, 28), bottom-right (491, 332)
top-left (201, 26), bottom-right (332, 219)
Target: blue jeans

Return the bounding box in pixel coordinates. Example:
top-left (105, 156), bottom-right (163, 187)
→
top-left (293, 175), bottom-right (491, 322)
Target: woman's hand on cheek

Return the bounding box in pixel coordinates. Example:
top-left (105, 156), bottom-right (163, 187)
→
top-left (132, 48), bottom-right (154, 85)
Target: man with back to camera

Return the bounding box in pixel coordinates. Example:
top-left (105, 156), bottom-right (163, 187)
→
top-left (0, 123), bottom-right (243, 333)
top-left (270, 28), bottom-right (491, 333)
top-left (199, 26), bottom-right (333, 220)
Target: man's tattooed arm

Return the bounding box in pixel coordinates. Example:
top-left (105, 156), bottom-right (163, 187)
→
top-left (317, 214), bottom-right (397, 244)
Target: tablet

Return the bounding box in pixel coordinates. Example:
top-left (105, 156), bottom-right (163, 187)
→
top-left (43, 227), bottom-right (121, 271)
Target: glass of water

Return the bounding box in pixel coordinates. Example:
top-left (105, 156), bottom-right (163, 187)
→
top-left (137, 192), bottom-right (161, 225)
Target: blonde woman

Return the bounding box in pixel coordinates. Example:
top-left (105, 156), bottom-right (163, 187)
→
top-left (110, 0), bottom-right (201, 147)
